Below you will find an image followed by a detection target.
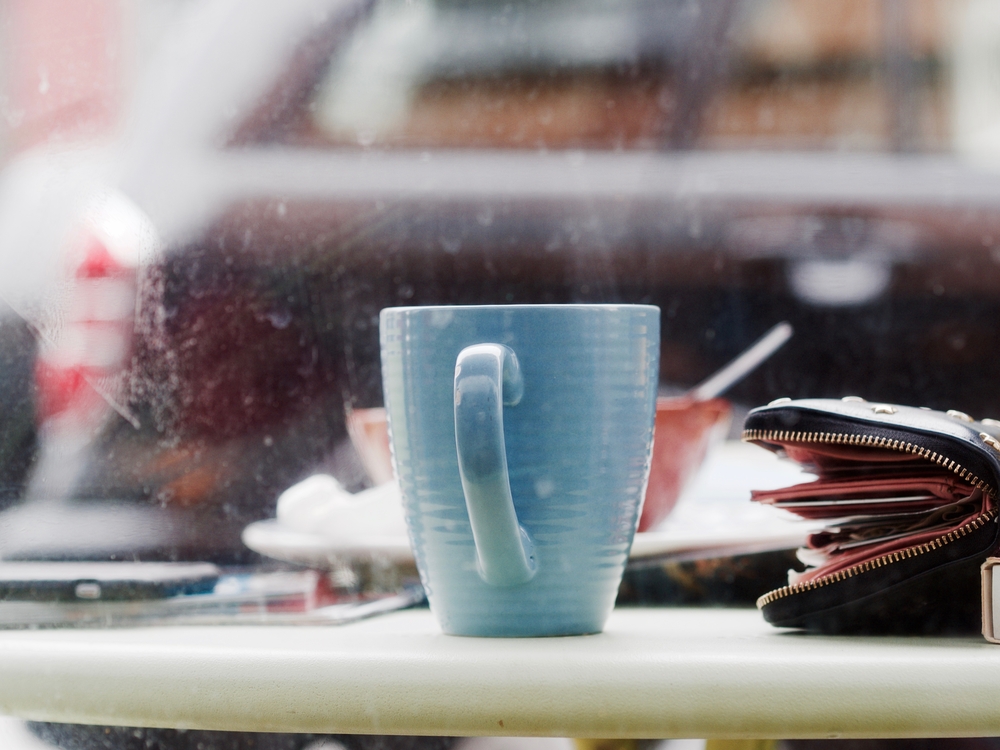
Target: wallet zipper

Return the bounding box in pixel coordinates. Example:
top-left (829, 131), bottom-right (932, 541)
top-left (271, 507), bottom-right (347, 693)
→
top-left (742, 428), bottom-right (999, 608)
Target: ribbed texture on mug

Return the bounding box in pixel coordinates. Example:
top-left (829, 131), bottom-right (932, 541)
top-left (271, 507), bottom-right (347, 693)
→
top-left (381, 305), bottom-right (658, 636)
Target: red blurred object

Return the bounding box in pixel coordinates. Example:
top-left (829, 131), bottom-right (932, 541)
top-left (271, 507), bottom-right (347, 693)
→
top-left (34, 232), bottom-right (137, 426)
top-left (75, 237), bottom-right (122, 278)
top-left (34, 359), bottom-right (97, 424)
top-left (639, 396), bottom-right (732, 532)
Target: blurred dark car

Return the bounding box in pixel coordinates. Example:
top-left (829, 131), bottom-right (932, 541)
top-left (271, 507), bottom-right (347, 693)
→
top-left (5, 0), bottom-right (1000, 562)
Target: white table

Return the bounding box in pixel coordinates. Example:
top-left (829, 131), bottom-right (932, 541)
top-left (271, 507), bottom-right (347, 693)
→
top-left (0, 607), bottom-right (998, 739)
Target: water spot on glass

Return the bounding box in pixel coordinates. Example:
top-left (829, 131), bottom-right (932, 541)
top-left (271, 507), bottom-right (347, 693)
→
top-left (534, 478), bottom-right (555, 499)
top-left (266, 309), bottom-right (292, 329)
top-left (429, 309), bottom-right (454, 328)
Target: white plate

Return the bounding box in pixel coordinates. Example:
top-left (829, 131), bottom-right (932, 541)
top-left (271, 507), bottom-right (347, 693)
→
top-left (242, 519), bottom-right (415, 568)
top-left (242, 520), bottom-right (815, 569)
top-left (242, 441), bottom-right (821, 569)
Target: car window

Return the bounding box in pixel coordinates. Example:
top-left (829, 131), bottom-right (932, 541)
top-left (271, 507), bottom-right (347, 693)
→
top-left (263, 0), bottom-right (958, 153)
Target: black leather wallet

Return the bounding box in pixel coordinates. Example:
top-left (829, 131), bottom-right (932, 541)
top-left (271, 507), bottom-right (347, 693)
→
top-left (743, 397), bottom-right (1000, 634)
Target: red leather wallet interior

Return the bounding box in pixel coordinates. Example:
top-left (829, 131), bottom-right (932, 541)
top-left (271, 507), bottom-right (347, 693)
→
top-left (751, 442), bottom-right (993, 585)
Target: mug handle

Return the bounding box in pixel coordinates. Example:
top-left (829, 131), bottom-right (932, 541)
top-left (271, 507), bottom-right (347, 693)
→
top-left (454, 344), bottom-right (536, 586)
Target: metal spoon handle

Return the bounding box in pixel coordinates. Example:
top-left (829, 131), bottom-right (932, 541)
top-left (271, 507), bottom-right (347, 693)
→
top-left (687, 322), bottom-right (793, 402)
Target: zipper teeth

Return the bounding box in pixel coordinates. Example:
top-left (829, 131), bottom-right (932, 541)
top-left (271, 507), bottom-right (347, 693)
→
top-left (742, 428), bottom-right (999, 609)
top-left (742, 428), bottom-right (998, 498)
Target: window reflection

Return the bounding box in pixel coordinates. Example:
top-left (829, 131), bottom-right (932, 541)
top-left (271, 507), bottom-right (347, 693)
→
top-left (0, 0), bottom-right (996, 608)
top-left (3, 5), bottom-right (1000, 750)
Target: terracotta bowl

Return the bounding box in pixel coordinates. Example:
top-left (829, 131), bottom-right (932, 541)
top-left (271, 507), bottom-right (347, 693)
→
top-left (639, 396), bottom-right (732, 531)
top-left (345, 407), bottom-right (395, 487)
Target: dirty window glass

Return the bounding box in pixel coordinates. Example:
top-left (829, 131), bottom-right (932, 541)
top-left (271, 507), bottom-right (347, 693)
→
top-left (0, 0), bottom-right (996, 651)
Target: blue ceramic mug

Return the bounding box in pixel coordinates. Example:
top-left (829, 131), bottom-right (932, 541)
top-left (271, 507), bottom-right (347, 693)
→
top-left (380, 304), bottom-right (659, 636)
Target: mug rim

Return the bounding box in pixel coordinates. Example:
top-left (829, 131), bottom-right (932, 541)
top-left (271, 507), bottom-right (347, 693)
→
top-left (381, 303), bottom-right (659, 314)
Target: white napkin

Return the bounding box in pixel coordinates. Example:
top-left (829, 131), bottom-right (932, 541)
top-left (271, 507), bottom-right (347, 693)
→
top-left (275, 475), bottom-right (407, 542)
